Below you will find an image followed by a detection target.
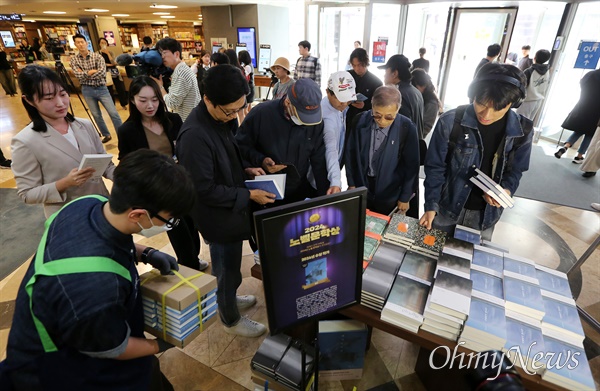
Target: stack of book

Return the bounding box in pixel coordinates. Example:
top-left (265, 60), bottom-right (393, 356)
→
top-left (365, 209), bottom-right (390, 236)
top-left (541, 290), bottom-right (585, 347)
top-left (382, 214), bottom-right (447, 259)
top-left (503, 312), bottom-right (546, 374)
top-left (363, 231), bottom-right (382, 268)
top-left (459, 290), bottom-right (506, 351)
top-left (503, 270), bottom-right (545, 322)
top-left (318, 320), bottom-right (368, 381)
top-left (469, 168), bottom-right (514, 208)
top-left (254, 250), bottom-right (261, 265)
top-left (541, 335), bottom-right (596, 391)
top-left (421, 270), bottom-right (472, 340)
top-left (472, 244), bottom-right (504, 274)
top-left (411, 225), bottom-right (447, 259)
top-left (398, 251), bottom-right (437, 283)
top-left (361, 242), bottom-right (406, 311)
top-left (470, 264), bottom-right (504, 302)
top-left (251, 334), bottom-right (315, 391)
top-left (535, 264), bottom-right (572, 298)
top-left (380, 269), bottom-right (431, 333)
top-left (453, 225), bottom-right (481, 245)
top-left (434, 250), bottom-right (471, 280)
top-left (442, 237), bottom-right (475, 260)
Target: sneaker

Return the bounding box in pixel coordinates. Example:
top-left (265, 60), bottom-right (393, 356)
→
top-left (198, 259), bottom-right (209, 271)
top-left (102, 135), bottom-right (112, 143)
top-left (554, 147), bottom-right (566, 159)
top-left (0, 159), bottom-right (11, 169)
top-left (224, 316), bottom-right (267, 337)
top-left (582, 171), bottom-right (597, 178)
top-left (236, 295), bottom-right (257, 309)
top-left (572, 156), bottom-right (584, 164)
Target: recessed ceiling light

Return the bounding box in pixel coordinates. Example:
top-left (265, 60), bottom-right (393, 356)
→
top-left (150, 4), bottom-right (178, 9)
top-left (160, 15), bottom-right (176, 18)
top-left (153, 12), bottom-right (170, 15)
top-left (43, 11), bottom-right (66, 14)
top-left (112, 14), bottom-right (129, 17)
top-left (85, 9), bottom-right (109, 12)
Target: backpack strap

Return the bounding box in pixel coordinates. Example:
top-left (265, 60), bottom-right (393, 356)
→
top-left (445, 105), bottom-right (469, 165)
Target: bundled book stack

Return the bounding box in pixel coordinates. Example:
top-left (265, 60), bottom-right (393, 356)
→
top-left (361, 242), bottom-right (406, 312)
top-left (254, 250), bottom-right (261, 265)
top-left (363, 210), bottom-right (390, 269)
top-left (382, 214), bottom-right (447, 258)
top-left (469, 168), bottom-right (515, 208)
top-left (251, 334), bottom-right (316, 391)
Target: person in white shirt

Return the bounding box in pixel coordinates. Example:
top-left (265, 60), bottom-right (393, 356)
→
top-left (152, 37), bottom-right (200, 122)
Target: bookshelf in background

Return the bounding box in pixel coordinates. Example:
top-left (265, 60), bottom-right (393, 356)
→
top-left (118, 24), bottom-right (139, 48)
top-left (152, 25), bottom-right (168, 43)
top-left (13, 24), bottom-right (27, 43)
top-left (194, 25), bottom-right (204, 51)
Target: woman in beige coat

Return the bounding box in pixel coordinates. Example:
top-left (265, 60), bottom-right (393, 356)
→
top-left (11, 65), bottom-right (115, 218)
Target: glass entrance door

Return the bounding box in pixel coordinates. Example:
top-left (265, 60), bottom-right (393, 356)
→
top-left (318, 5), bottom-right (365, 88)
top-left (439, 7), bottom-right (518, 110)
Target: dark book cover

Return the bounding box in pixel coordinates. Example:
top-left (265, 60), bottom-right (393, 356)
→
top-left (383, 213), bottom-right (419, 242)
top-left (436, 251), bottom-right (471, 279)
top-left (399, 251), bottom-right (436, 283)
top-left (252, 334), bottom-right (292, 375)
top-left (318, 320), bottom-right (368, 380)
top-left (370, 242), bottom-right (406, 275)
top-left (275, 342), bottom-right (315, 387)
top-left (412, 226), bottom-right (447, 256)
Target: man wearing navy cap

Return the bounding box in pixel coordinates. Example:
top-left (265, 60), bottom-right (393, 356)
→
top-left (236, 78), bottom-right (332, 203)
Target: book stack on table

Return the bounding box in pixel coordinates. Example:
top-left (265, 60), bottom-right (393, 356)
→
top-left (140, 265), bottom-right (218, 348)
top-left (363, 210), bottom-right (390, 270)
top-left (382, 214), bottom-right (447, 259)
top-left (251, 334), bottom-right (316, 391)
top-left (361, 242), bottom-right (406, 312)
top-left (254, 250), bottom-right (261, 265)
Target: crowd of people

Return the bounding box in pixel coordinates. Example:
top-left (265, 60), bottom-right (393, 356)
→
top-left (2, 32), bottom-right (598, 390)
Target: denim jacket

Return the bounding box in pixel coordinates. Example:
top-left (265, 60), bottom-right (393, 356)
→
top-left (423, 105), bottom-right (533, 230)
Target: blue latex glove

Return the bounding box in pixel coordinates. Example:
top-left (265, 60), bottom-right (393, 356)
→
top-left (145, 250), bottom-right (179, 275)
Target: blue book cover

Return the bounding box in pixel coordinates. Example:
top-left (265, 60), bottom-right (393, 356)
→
top-left (503, 256), bottom-right (536, 278)
top-left (470, 268), bottom-right (504, 300)
top-left (542, 336), bottom-right (595, 390)
top-left (472, 245), bottom-right (503, 273)
top-left (318, 320), bottom-right (368, 380)
top-left (542, 295), bottom-right (584, 337)
top-left (245, 173), bottom-right (286, 200)
top-left (503, 271), bottom-right (544, 316)
top-left (465, 295), bottom-right (506, 340)
top-left (504, 316), bottom-right (545, 370)
top-left (535, 265), bottom-right (572, 298)
top-left (454, 225), bottom-right (481, 245)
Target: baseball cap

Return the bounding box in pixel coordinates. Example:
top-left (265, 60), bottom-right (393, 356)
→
top-left (271, 57), bottom-right (290, 72)
top-left (327, 71), bottom-right (357, 102)
top-left (287, 78), bottom-right (322, 126)
top-left (377, 54), bottom-right (411, 71)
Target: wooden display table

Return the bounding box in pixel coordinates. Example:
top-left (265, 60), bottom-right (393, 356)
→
top-left (254, 74), bottom-right (274, 88)
top-left (250, 264), bottom-right (567, 391)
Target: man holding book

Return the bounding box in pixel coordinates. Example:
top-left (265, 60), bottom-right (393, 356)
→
top-left (176, 65), bottom-right (273, 338)
top-left (420, 63), bottom-right (533, 240)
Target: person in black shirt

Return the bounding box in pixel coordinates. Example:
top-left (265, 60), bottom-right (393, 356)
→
top-left (411, 47), bottom-right (430, 73)
top-left (18, 38), bottom-right (36, 63)
top-left (474, 43), bottom-right (501, 78)
top-left (0, 45), bottom-right (17, 96)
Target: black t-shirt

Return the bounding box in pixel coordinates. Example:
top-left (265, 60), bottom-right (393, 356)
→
top-left (346, 70), bottom-right (383, 132)
top-left (412, 58), bottom-right (430, 73)
top-left (465, 113), bottom-right (507, 210)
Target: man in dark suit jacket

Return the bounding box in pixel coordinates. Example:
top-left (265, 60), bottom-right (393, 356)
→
top-left (176, 65), bottom-right (274, 338)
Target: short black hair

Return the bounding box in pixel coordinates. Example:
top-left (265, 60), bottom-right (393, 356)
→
top-left (470, 63), bottom-right (526, 110)
top-left (522, 45), bottom-right (531, 51)
top-left (349, 48), bottom-right (369, 67)
top-left (299, 40), bottom-right (311, 51)
top-left (534, 49), bottom-right (551, 64)
top-left (109, 149), bottom-right (195, 217)
top-left (98, 37), bottom-right (108, 46)
top-left (487, 44), bottom-right (502, 57)
top-left (143, 36), bottom-right (153, 45)
top-left (419, 47), bottom-right (426, 55)
top-left (156, 37), bottom-right (182, 57)
top-left (354, 40), bottom-right (361, 46)
top-left (73, 33), bottom-right (86, 42)
top-left (210, 52), bottom-right (229, 65)
top-left (203, 64), bottom-right (249, 106)
top-left (238, 50), bottom-right (252, 67)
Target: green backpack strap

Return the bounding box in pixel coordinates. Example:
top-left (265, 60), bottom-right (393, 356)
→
top-left (27, 195), bottom-right (131, 353)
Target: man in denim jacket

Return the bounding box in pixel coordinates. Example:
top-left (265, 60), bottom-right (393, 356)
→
top-left (420, 63), bottom-right (533, 240)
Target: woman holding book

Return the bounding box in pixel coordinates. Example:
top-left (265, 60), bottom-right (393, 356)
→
top-left (117, 75), bottom-right (208, 271)
top-left (11, 65), bottom-right (114, 218)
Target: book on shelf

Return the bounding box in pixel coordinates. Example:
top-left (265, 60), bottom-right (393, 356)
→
top-left (442, 237), bottom-right (474, 260)
top-left (460, 290), bottom-right (506, 351)
top-left (318, 319), bottom-right (368, 381)
top-left (503, 270), bottom-right (545, 321)
top-left (503, 254), bottom-right (537, 278)
top-left (472, 244), bottom-right (504, 274)
top-left (398, 250), bottom-right (437, 283)
top-left (245, 173), bottom-right (286, 200)
top-left (453, 225), bottom-right (481, 245)
top-left (541, 334), bottom-right (595, 391)
top-left (365, 209), bottom-right (390, 236)
top-left (535, 264), bottom-right (572, 298)
top-left (470, 264), bottom-right (504, 301)
top-left (435, 250), bottom-right (471, 279)
top-left (541, 290), bottom-right (585, 347)
top-left (380, 271), bottom-right (431, 333)
top-left (428, 270), bottom-right (472, 321)
top-left (79, 154), bottom-right (113, 178)
top-left (503, 313), bottom-right (546, 374)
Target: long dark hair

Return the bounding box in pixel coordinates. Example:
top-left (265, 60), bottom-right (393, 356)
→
top-left (238, 50), bottom-right (252, 67)
top-left (18, 65), bottom-right (74, 132)
top-left (411, 68), bottom-right (442, 111)
top-left (225, 49), bottom-right (244, 72)
top-left (126, 76), bottom-right (171, 131)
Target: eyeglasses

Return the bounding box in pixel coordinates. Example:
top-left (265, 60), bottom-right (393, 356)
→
top-left (372, 112), bottom-right (396, 121)
top-left (134, 207), bottom-right (180, 228)
top-left (218, 103), bottom-right (248, 117)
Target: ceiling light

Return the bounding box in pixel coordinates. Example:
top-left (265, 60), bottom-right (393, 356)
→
top-left (160, 15), bottom-right (176, 18)
top-left (85, 9), bottom-right (109, 12)
top-left (43, 11), bottom-right (66, 14)
top-left (112, 14), bottom-right (129, 17)
top-left (153, 12), bottom-right (170, 15)
top-left (150, 4), bottom-right (178, 9)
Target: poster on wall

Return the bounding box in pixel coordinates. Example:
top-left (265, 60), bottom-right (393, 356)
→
top-left (237, 27), bottom-right (257, 68)
top-left (76, 24), bottom-right (94, 52)
top-left (258, 44), bottom-right (271, 73)
top-left (0, 30), bottom-right (16, 48)
top-left (372, 41), bottom-right (387, 63)
top-left (254, 189), bottom-right (366, 334)
top-left (103, 31), bottom-right (116, 46)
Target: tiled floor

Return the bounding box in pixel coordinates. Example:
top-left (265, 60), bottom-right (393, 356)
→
top-left (0, 87), bottom-right (599, 390)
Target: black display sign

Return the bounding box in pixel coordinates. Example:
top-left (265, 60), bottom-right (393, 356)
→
top-left (0, 14), bottom-right (22, 21)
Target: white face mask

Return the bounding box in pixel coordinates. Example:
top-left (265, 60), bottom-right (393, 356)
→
top-left (137, 211), bottom-right (172, 238)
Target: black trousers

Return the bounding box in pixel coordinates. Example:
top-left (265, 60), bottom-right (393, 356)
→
top-left (166, 214), bottom-right (201, 270)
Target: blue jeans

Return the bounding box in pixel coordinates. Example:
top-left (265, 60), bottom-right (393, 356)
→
top-left (81, 85), bottom-right (123, 137)
top-left (565, 131), bottom-right (593, 155)
top-left (208, 241), bottom-right (243, 327)
top-left (433, 208), bottom-right (494, 241)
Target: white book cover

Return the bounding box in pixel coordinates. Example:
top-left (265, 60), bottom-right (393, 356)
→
top-left (420, 323), bottom-right (459, 341)
top-left (429, 270), bottom-right (472, 320)
top-left (424, 294), bottom-right (464, 327)
top-left (469, 176), bottom-right (512, 208)
top-left (474, 168), bottom-right (515, 206)
top-left (79, 154), bottom-right (113, 179)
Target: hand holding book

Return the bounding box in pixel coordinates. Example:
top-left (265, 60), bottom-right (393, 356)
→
top-left (56, 166), bottom-right (95, 192)
top-left (244, 167), bottom-right (266, 179)
top-left (249, 189), bottom-right (276, 205)
top-left (483, 188), bottom-right (511, 208)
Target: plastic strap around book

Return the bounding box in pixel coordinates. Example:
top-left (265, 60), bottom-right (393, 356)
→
top-left (142, 269), bottom-right (206, 340)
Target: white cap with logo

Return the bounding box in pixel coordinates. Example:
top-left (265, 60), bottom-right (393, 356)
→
top-left (327, 71), bottom-right (357, 103)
